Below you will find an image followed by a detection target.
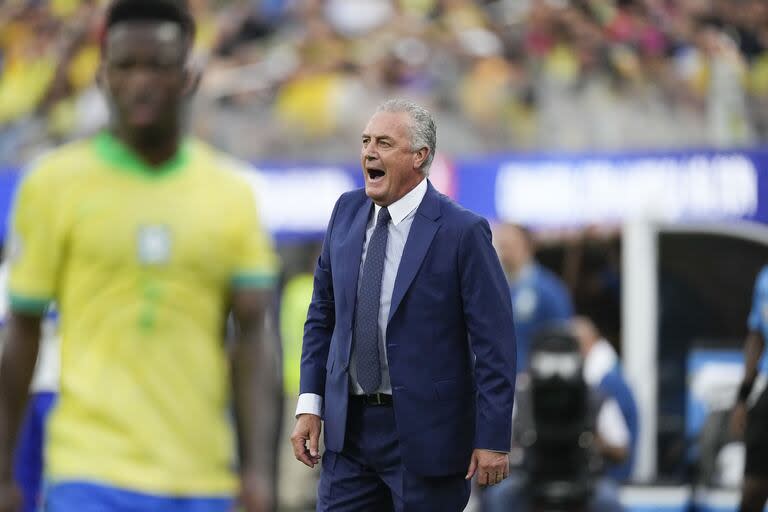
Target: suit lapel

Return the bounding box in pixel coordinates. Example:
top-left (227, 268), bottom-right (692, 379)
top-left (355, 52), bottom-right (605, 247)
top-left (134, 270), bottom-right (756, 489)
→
top-left (340, 199), bottom-right (373, 317)
top-left (388, 181), bottom-right (442, 323)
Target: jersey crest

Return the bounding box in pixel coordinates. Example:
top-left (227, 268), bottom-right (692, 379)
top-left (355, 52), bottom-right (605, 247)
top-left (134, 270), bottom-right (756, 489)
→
top-left (137, 225), bottom-right (172, 265)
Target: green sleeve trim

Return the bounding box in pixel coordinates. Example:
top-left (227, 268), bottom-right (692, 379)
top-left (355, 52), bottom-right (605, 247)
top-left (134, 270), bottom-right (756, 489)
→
top-left (232, 272), bottom-right (278, 290)
top-left (9, 294), bottom-right (52, 315)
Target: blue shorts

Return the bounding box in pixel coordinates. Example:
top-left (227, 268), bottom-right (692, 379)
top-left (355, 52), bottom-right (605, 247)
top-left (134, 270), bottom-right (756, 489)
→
top-left (43, 482), bottom-right (235, 512)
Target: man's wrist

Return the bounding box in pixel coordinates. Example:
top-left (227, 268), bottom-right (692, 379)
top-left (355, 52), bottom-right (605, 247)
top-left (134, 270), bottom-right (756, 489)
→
top-left (296, 393), bottom-right (323, 417)
top-left (475, 447), bottom-right (510, 454)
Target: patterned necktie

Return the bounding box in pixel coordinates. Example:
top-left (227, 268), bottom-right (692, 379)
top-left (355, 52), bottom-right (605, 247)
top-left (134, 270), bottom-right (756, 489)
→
top-left (354, 206), bottom-right (391, 393)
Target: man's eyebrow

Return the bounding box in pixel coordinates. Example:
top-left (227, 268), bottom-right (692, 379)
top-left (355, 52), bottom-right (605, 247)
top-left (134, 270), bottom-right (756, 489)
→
top-left (361, 134), bottom-right (394, 141)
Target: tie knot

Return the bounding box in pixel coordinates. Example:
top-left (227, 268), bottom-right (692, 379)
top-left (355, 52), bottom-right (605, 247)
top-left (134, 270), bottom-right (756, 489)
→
top-left (377, 207), bottom-right (391, 226)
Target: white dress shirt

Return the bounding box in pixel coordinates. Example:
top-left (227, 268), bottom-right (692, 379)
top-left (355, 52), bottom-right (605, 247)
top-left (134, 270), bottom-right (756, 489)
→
top-left (296, 179), bottom-right (428, 417)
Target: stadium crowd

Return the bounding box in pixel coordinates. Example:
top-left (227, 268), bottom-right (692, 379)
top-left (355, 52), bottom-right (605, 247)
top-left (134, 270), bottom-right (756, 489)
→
top-left (1, 0), bottom-right (768, 166)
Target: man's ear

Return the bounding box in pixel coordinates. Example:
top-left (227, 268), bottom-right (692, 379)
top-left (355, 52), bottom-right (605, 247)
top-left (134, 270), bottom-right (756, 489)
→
top-left (413, 147), bottom-right (430, 171)
top-left (182, 65), bottom-right (202, 97)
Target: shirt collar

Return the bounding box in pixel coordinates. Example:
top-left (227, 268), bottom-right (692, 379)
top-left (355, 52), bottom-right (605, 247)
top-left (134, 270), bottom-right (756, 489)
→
top-left (94, 131), bottom-right (189, 178)
top-left (374, 178), bottom-right (428, 226)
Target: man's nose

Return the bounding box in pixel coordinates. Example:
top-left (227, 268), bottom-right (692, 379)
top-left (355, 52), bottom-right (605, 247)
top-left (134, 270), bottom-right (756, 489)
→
top-left (364, 146), bottom-right (378, 160)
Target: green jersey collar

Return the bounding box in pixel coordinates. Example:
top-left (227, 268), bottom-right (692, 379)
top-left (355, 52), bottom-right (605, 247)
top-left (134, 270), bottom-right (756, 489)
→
top-left (94, 131), bottom-right (190, 178)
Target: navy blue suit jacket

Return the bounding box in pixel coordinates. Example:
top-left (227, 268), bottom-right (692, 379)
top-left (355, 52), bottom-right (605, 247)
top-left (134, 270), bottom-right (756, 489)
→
top-left (300, 181), bottom-right (517, 477)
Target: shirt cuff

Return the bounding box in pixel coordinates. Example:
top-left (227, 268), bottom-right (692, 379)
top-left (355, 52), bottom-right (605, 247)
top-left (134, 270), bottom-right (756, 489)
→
top-left (296, 393), bottom-right (323, 417)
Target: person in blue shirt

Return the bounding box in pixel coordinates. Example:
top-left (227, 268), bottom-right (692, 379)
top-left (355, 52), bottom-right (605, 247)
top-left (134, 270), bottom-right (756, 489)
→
top-left (494, 223), bottom-right (574, 368)
top-left (482, 327), bottom-right (627, 512)
top-left (572, 316), bottom-right (638, 482)
top-left (731, 266), bottom-right (768, 512)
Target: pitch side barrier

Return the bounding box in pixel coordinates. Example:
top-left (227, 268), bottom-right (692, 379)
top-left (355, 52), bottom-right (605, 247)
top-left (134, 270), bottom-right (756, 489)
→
top-left (1, 146), bottom-right (767, 240)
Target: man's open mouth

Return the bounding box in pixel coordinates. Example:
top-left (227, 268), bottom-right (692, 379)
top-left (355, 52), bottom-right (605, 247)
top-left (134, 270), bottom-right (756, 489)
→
top-left (367, 169), bottom-right (385, 180)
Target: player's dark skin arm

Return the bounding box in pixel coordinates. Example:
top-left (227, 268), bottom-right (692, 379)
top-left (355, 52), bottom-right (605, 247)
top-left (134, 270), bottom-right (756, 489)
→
top-left (731, 331), bottom-right (765, 436)
top-left (742, 331), bottom-right (765, 393)
top-left (230, 288), bottom-right (278, 512)
top-left (0, 312), bottom-right (42, 512)
top-left (732, 330), bottom-right (768, 512)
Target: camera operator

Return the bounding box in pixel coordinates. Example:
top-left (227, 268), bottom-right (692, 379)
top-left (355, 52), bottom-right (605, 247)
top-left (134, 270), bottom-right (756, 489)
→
top-left (572, 316), bottom-right (638, 482)
top-left (483, 327), bottom-right (627, 512)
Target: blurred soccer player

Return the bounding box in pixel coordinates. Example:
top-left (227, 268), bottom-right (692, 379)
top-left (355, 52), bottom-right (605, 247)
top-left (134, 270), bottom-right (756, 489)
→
top-left (0, 262), bottom-right (60, 512)
top-left (0, 1), bottom-right (278, 511)
top-left (731, 267), bottom-right (768, 512)
top-left (494, 223), bottom-right (573, 368)
top-left (572, 316), bottom-right (638, 482)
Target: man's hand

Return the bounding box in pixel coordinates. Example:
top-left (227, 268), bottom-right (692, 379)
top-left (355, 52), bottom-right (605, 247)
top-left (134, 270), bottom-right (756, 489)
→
top-left (291, 414), bottom-right (322, 468)
top-left (238, 469), bottom-right (271, 512)
top-left (0, 479), bottom-right (21, 512)
top-left (595, 435), bottom-right (629, 464)
top-left (466, 449), bottom-right (509, 487)
top-left (730, 402), bottom-right (748, 438)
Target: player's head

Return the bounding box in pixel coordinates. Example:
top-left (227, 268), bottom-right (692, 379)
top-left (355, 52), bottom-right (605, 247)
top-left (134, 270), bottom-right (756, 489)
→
top-left (99, 0), bottom-right (197, 140)
top-left (493, 223), bottom-right (535, 276)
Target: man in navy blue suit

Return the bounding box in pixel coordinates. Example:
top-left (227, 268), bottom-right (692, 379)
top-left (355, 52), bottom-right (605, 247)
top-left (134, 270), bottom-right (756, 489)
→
top-left (290, 99), bottom-right (517, 511)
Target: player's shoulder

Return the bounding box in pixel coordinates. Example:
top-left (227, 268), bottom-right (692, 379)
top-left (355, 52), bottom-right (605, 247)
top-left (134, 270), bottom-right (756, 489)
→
top-left (535, 263), bottom-right (564, 284)
top-left (21, 138), bottom-right (96, 185)
top-left (189, 139), bottom-right (253, 184)
top-left (534, 263), bottom-right (570, 296)
top-left (756, 265), bottom-right (768, 290)
top-left (188, 140), bottom-right (262, 211)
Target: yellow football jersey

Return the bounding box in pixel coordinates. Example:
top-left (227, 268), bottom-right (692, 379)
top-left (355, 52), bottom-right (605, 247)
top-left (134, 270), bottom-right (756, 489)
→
top-left (8, 132), bottom-right (278, 496)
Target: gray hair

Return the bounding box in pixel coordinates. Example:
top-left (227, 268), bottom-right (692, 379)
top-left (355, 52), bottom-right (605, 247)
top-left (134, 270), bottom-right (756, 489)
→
top-left (376, 99), bottom-right (437, 176)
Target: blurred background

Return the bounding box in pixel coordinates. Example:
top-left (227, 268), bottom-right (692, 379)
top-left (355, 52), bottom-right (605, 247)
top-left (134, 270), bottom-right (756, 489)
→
top-left (2, 0), bottom-right (768, 511)
top-left (1, 0), bottom-right (768, 163)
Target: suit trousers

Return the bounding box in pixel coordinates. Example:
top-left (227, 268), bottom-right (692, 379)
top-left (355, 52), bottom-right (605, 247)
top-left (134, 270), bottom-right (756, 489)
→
top-left (317, 397), bottom-right (470, 512)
